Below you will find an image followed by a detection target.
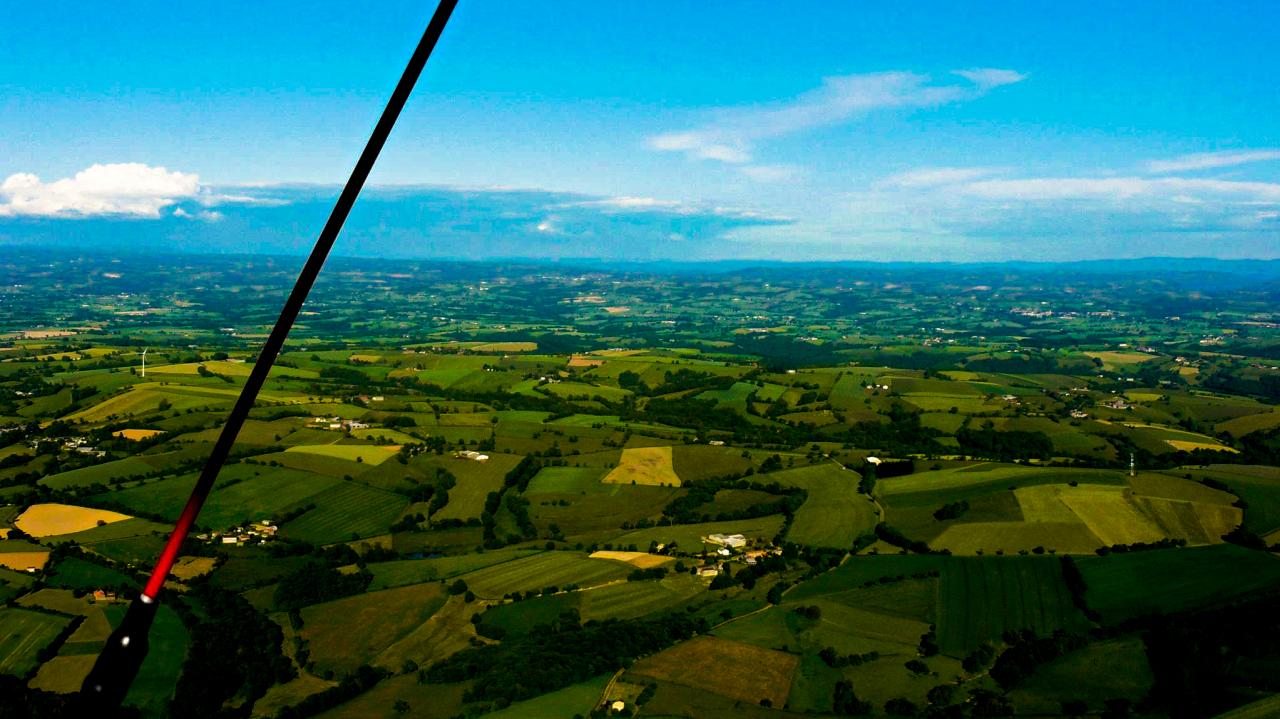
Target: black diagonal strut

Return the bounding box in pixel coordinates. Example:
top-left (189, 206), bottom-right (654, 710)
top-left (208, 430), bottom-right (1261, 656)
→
top-left (81, 0), bottom-right (460, 706)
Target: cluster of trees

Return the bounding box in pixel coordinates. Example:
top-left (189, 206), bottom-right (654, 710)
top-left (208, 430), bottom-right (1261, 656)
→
top-left (273, 562), bottom-right (372, 611)
top-left (481, 456), bottom-right (541, 547)
top-left (1095, 538), bottom-right (1186, 555)
top-left (275, 665), bottom-right (389, 719)
top-left (957, 426), bottom-right (1053, 461)
top-left (819, 646), bottom-right (880, 668)
top-left (660, 475), bottom-right (805, 525)
top-left (875, 524), bottom-right (943, 555)
top-left (171, 586), bottom-right (296, 718)
top-left (627, 567), bottom-right (667, 582)
top-left (988, 630), bottom-right (1088, 689)
top-left (933, 500), bottom-right (970, 521)
top-left (425, 612), bottom-right (708, 708)
top-left (839, 407), bottom-right (945, 456)
top-left (1144, 592), bottom-right (1280, 718)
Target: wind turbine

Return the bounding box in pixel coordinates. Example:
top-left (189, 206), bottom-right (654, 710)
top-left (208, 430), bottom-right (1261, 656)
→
top-left (139, 348), bottom-right (148, 378)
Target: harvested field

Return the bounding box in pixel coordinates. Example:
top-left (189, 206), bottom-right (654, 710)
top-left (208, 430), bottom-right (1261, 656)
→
top-left (588, 550), bottom-right (674, 569)
top-left (0, 551), bottom-right (49, 571)
top-left (170, 556), bottom-right (218, 581)
top-left (630, 635), bottom-right (798, 707)
top-left (15, 503), bottom-right (132, 537)
top-left (603, 446), bottom-right (680, 486)
top-left (112, 428), bottom-right (164, 441)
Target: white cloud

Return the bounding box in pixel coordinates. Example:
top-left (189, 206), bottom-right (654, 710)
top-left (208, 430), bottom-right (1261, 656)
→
top-left (877, 167), bottom-right (1003, 188)
top-left (1147, 149), bottom-right (1280, 174)
top-left (647, 69), bottom-right (1025, 166)
top-left (173, 207), bottom-right (224, 222)
top-left (0, 163), bottom-right (201, 218)
top-left (738, 165), bottom-right (802, 183)
top-left (952, 68), bottom-right (1027, 90)
top-left (955, 176), bottom-right (1280, 202)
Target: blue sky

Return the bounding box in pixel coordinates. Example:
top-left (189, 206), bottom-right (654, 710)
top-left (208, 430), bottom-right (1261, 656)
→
top-left (2, 1), bottom-right (1278, 261)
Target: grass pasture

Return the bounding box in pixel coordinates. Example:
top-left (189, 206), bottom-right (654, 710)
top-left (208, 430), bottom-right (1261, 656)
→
top-left (602, 445), bottom-right (680, 486)
top-left (525, 466), bottom-right (607, 494)
top-left (40, 457), bottom-right (156, 489)
top-left (300, 582), bottom-right (447, 675)
top-left (1180, 465), bottom-right (1280, 537)
top-left (479, 673), bottom-right (612, 719)
top-left (1008, 636), bottom-right (1152, 714)
top-left (1078, 545), bottom-right (1280, 623)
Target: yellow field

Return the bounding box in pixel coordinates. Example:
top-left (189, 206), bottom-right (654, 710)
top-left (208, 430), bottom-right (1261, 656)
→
top-left (932, 521), bottom-right (1103, 555)
top-left (1085, 351), bottom-right (1156, 371)
top-left (1125, 391), bottom-right (1163, 402)
top-left (253, 674), bottom-right (339, 718)
top-left (630, 635), bottom-right (797, 707)
top-left (15, 503), bottom-right (132, 537)
top-left (473, 341), bottom-right (538, 352)
top-left (1058, 487), bottom-right (1166, 545)
top-left (602, 446), bottom-right (680, 486)
top-left (931, 479), bottom-right (1244, 554)
top-left (112, 428), bottom-right (164, 441)
top-left (0, 551), bottom-right (48, 570)
top-left (285, 444), bottom-right (398, 466)
top-left (567, 355), bottom-right (606, 367)
top-left (588, 550), bottom-right (675, 569)
top-left (171, 556), bottom-right (218, 580)
top-left (1166, 439), bottom-right (1238, 453)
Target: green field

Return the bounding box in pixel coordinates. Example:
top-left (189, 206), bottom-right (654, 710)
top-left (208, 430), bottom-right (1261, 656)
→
top-left (430, 453), bottom-right (524, 521)
top-left (768, 463), bottom-right (877, 548)
top-left (609, 515), bottom-right (786, 552)
top-left (525, 466), bottom-right (608, 494)
top-left (280, 481), bottom-right (410, 544)
top-left (937, 556), bottom-right (1089, 656)
top-left (460, 551), bottom-right (629, 599)
top-left (479, 673), bottom-right (612, 718)
top-left (578, 573), bottom-right (705, 621)
top-left (46, 557), bottom-right (137, 591)
top-left (124, 604), bottom-right (189, 715)
top-left (106, 465), bottom-right (342, 530)
top-left (1078, 545), bottom-right (1280, 623)
top-left (1008, 636), bottom-right (1152, 714)
top-left (0, 607), bottom-right (70, 675)
top-left (366, 549), bottom-right (542, 591)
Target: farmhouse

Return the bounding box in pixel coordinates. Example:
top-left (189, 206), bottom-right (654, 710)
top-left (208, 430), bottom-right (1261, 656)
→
top-left (705, 533), bottom-right (748, 549)
top-left (697, 566), bottom-right (720, 578)
top-left (455, 450), bottom-right (490, 462)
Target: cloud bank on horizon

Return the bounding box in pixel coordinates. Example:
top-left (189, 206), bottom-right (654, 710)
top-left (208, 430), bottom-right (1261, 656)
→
top-left (3, 1), bottom-right (1278, 261)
